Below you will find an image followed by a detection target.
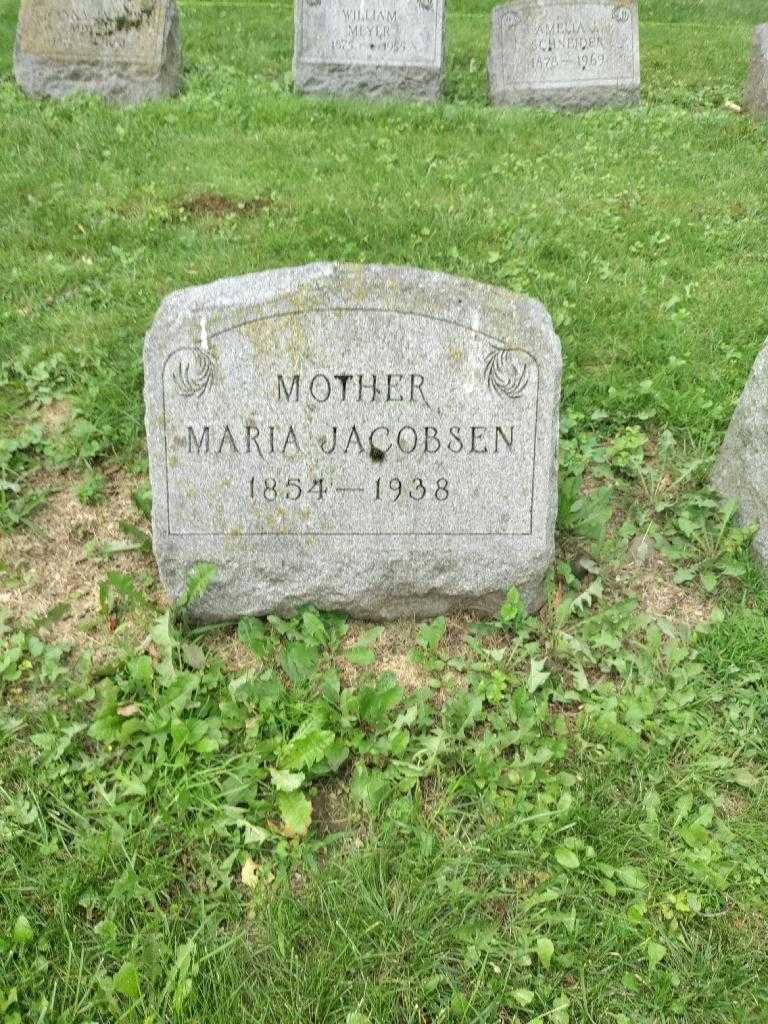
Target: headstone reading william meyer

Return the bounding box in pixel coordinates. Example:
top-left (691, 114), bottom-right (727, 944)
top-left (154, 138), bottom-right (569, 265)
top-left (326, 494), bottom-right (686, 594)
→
top-left (489, 0), bottom-right (640, 109)
top-left (744, 24), bottom-right (768, 120)
top-left (712, 339), bottom-right (768, 571)
top-left (14, 0), bottom-right (182, 105)
top-left (144, 264), bottom-right (562, 622)
top-left (293, 0), bottom-right (445, 102)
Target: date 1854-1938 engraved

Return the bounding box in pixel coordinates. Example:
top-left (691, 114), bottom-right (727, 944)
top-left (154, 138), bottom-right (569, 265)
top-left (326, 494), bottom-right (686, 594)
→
top-left (250, 476), bottom-right (450, 503)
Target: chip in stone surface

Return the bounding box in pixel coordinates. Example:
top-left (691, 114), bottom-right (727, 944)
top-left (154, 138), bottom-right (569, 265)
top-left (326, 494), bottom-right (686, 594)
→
top-left (489, 0), bottom-right (640, 109)
top-left (293, 0), bottom-right (445, 101)
top-left (14, 0), bottom-right (182, 105)
top-left (144, 264), bottom-right (562, 622)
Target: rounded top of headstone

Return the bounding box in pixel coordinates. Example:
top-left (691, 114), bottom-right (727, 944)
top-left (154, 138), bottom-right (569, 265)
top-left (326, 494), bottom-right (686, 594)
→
top-left (147, 264), bottom-right (561, 375)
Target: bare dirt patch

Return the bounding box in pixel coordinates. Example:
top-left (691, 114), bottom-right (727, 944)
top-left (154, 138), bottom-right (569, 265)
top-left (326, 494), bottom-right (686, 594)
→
top-left (204, 612), bottom-right (482, 692)
top-left (0, 459), bottom-right (716, 686)
top-left (340, 612), bottom-right (479, 693)
top-left (0, 466), bottom-right (158, 652)
top-left (312, 778), bottom-right (352, 837)
top-left (179, 193), bottom-right (273, 218)
top-left (38, 398), bottom-right (73, 435)
top-left (617, 538), bottom-right (713, 628)
top-left (720, 791), bottom-right (748, 819)
top-left (205, 626), bottom-right (261, 673)
top-left (636, 574), bottom-right (712, 627)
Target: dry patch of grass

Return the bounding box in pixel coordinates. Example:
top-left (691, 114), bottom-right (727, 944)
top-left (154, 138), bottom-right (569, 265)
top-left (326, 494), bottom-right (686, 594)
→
top-left (38, 398), bottom-right (73, 434)
top-left (0, 458), bottom-right (715, 685)
top-left (720, 791), bottom-right (749, 819)
top-left (205, 626), bottom-right (262, 673)
top-left (637, 574), bottom-right (713, 627)
top-left (340, 612), bottom-right (479, 694)
top-left (312, 779), bottom-right (353, 838)
top-left (0, 466), bottom-right (156, 651)
top-left (619, 538), bottom-right (713, 627)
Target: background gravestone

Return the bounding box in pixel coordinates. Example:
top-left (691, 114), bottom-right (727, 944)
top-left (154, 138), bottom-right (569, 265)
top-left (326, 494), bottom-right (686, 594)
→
top-left (489, 0), bottom-right (640, 109)
top-left (144, 264), bottom-right (562, 622)
top-left (293, 0), bottom-right (445, 101)
top-left (14, 0), bottom-right (182, 105)
top-left (712, 340), bottom-right (768, 570)
top-left (744, 24), bottom-right (768, 120)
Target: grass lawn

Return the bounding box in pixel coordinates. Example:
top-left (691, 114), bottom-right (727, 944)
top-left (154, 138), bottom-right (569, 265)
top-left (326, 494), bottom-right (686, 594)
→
top-left (1, 1), bottom-right (768, 1021)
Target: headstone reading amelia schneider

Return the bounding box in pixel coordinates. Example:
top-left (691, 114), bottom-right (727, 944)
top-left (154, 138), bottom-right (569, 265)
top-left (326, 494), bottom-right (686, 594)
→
top-left (489, 0), bottom-right (640, 110)
top-left (144, 264), bottom-right (562, 622)
top-left (14, 0), bottom-right (182, 105)
top-left (712, 339), bottom-right (768, 572)
top-left (293, 0), bottom-right (445, 102)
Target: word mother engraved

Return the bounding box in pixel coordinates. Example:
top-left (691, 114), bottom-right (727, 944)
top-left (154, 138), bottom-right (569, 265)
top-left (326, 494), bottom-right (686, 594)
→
top-left (293, 0), bottom-right (445, 102)
top-left (144, 264), bottom-right (561, 621)
top-left (489, 0), bottom-right (640, 109)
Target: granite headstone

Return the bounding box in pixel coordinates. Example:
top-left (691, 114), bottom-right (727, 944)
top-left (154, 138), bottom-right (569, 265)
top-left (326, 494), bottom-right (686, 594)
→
top-left (744, 24), bottom-right (768, 120)
top-left (712, 339), bottom-right (768, 571)
top-left (489, 0), bottom-right (640, 109)
top-left (144, 264), bottom-right (562, 622)
top-left (293, 0), bottom-right (445, 101)
top-left (14, 0), bottom-right (182, 105)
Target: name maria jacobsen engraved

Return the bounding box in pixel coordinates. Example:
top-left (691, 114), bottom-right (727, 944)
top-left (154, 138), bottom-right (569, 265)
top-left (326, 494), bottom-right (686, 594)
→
top-left (177, 363), bottom-right (532, 460)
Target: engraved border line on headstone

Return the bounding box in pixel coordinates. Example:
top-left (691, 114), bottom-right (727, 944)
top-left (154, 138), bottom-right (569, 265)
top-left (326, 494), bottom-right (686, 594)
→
top-left (498, 1), bottom-right (638, 91)
top-left (297, 0), bottom-right (442, 69)
top-left (159, 306), bottom-right (541, 539)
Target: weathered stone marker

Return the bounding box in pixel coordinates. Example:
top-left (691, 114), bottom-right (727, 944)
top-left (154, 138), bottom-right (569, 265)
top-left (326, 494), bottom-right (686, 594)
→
top-left (712, 340), bottom-right (768, 571)
top-left (144, 265), bottom-right (561, 622)
top-left (14, 0), bottom-right (182, 105)
top-left (489, 0), bottom-right (640, 109)
top-left (293, 0), bottom-right (445, 101)
top-left (744, 25), bottom-right (768, 120)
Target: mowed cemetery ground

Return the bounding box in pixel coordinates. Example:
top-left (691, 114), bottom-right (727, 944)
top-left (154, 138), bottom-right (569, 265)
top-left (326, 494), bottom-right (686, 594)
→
top-left (1, 1), bottom-right (768, 1021)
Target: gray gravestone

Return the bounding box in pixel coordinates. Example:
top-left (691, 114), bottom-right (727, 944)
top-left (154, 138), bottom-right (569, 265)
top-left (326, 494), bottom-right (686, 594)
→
top-left (144, 264), bottom-right (562, 622)
top-left (489, 0), bottom-right (640, 109)
top-left (744, 24), bottom-right (768, 120)
top-left (293, 0), bottom-right (444, 101)
top-left (712, 340), bottom-right (768, 571)
top-left (14, 0), bottom-right (182, 105)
